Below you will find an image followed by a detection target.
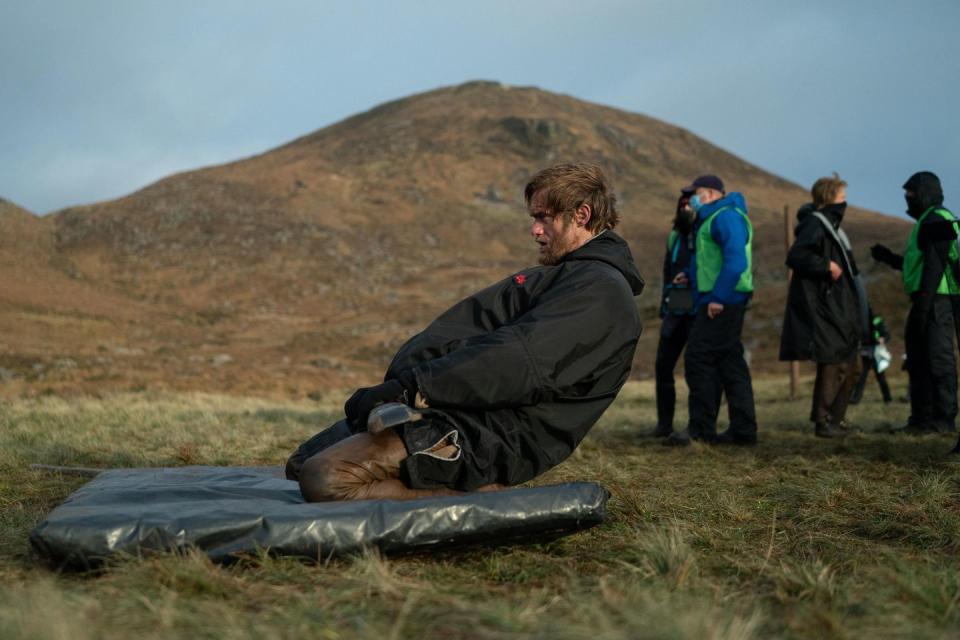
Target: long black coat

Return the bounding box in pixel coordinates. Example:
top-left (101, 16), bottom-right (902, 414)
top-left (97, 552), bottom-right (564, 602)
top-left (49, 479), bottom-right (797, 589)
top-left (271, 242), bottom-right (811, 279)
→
top-left (779, 205), bottom-right (861, 363)
top-left (385, 231), bottom-right (644, 489)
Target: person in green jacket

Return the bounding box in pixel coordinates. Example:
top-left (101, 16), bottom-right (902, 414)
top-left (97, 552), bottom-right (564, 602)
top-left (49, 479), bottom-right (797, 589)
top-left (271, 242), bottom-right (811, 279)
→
top-left (872, 172), bottom-right (960, 447)
top-left (849, 307), bottom-right (892, 405)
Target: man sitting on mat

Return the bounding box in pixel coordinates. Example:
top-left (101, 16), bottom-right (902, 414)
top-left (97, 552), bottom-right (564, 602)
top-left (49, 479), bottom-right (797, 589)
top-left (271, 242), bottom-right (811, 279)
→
top-left (286, 163), bottom-right (645, 501)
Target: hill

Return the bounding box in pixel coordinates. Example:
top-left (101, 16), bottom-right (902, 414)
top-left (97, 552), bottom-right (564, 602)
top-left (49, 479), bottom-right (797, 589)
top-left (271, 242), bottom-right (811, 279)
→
top-left (1, 81), bottom-right (910, 396)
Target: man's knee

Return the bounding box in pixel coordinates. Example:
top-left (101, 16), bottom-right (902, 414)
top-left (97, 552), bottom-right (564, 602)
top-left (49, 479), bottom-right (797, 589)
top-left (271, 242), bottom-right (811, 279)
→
top-left (297, 430), bottom-right (408, 502)
top-left (298, 454), bottom-right (346, 502)
top-left (298, 453), bottom-right (386, 502)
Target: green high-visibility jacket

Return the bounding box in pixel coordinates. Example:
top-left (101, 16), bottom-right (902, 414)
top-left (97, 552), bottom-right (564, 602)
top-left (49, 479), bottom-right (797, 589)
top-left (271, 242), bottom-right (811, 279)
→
top-left (902, 207), bottom-right (960, 295)
top-left (696, 207), bottom-right (754, 294)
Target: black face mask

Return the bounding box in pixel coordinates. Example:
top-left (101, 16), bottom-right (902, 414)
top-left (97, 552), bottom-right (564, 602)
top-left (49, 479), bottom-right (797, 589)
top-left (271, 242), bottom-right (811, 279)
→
top-left (821, 201), bottom-right (847, 215)
top-left (820, 201), bottom-right (847, 224)
top-left (905, 193), bottom-right (925, 219)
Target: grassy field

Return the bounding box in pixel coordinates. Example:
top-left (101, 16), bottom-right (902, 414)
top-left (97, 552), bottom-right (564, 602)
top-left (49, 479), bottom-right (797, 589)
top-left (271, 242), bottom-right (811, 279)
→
top-left (2, 376), bottom-right (959, 639)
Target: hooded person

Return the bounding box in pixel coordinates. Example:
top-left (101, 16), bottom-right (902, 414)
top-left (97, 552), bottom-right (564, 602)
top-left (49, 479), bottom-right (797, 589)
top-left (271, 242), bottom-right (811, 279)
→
top-left (872, 171), bottom-right (960, 443)
top-left (779, 173), bottom-right (862, 438)
top-left (642, 188), bottom-right (699, 438)
top-left (665, 175), bottom-right (758, 447)
top-left (285, 163), bottom-right (645, 501)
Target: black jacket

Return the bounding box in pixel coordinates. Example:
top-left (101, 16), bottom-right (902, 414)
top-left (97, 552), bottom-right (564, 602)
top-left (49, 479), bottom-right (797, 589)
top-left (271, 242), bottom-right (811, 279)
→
top-left (779, 204), bottom-right (861, 363)
top-left (385, 231), bottom-right (644, 488)
top-left (875, 172), bottom-right (958, 333)
top-left (660, 229), bottom-right (694, 317)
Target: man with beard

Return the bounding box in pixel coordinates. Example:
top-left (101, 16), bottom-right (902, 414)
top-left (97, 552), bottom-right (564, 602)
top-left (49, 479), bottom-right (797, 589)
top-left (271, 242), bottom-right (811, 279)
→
top-left (872, 172), bottom-right (960, 443)
top-left (286, 163), bottom-right (645, 501)
top-left (642, 189), bottom-right (698, 438)
top-left (779, 174), bottom-right (862, 438)
top-left (666, 175), bottom-right (758, 446)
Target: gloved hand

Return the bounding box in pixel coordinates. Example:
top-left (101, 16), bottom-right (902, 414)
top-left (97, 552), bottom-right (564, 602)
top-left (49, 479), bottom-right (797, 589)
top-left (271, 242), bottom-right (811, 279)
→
top-left (871, 244), bottom-right (899, 267)
top-left (344, 370), bottom-right (418, 431)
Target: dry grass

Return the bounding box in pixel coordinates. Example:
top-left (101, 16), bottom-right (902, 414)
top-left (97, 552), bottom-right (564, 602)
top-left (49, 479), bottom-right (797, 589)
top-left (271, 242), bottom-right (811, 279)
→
top-left (2, 375), bottom-right (960, 639)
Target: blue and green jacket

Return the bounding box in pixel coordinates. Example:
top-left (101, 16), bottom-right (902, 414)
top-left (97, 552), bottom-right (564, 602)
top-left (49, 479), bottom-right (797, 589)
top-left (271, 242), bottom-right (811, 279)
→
top-left (689, 192), bottom-right (752, 308)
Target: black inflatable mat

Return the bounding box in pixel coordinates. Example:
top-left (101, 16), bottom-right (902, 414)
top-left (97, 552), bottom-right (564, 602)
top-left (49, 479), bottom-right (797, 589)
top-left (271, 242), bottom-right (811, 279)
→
top-left (30, 466), bottom-right (609, 567)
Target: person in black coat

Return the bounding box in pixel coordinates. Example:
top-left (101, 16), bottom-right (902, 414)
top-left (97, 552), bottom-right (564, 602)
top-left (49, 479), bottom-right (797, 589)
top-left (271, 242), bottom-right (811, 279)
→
top-left (642, 190), bottom-right (698, 438)
top-left (779, 174), bottom-right (861, 437)
top-left (286, 164), bottom-right (645, 501)
top-left (872, 171), bottom-right (960, 439)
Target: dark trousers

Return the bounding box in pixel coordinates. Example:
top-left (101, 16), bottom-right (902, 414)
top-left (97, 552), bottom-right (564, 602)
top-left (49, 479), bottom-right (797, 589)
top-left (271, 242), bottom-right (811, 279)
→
top-left (851, 355), bottom-right (892, 403)
top-left (810, 355), bottom-right (861, 425)
top-left (906, 296), bottom-right (958, 427)
top-left (655, 315), bottom-right (694, 430)
top-left (684, 303), bottom-right (757, 439)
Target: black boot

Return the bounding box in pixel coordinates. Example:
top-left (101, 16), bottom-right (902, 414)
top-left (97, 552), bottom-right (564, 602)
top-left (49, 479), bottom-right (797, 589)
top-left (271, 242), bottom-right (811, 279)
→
top-left (663, 429), bottom-right (692, 447)
top-left (931, 420), bottom-right (957, 434)
top-left (890, 421), bottom-right (937, 436)
top-left (640, 424), bottom-right (673, 438)
top-left (715, 429), bottom-right (757, 446)
top-left (948, 437), bottom-right (960, 461)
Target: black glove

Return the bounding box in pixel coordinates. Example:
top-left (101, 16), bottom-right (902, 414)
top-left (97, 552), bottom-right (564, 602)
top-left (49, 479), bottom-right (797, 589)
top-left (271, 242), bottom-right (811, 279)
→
top-left (344, 371), bottom-right (418, 431)
top-left (871, 244), bottom-right (901, 268)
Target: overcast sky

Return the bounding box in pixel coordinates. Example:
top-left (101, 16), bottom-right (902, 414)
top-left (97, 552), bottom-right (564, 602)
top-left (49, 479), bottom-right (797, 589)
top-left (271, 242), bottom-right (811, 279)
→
top-left (2, 0), bottom-right (957, 217)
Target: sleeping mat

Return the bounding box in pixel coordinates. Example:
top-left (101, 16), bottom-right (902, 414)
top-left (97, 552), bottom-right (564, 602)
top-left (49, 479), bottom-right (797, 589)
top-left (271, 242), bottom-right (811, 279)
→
top-left (30, 465), bottom-right (609, 567)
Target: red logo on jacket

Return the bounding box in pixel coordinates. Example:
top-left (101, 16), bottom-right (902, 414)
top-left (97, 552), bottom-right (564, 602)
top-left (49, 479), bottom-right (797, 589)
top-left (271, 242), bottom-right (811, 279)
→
top-left (514, 274), bottom-right (527, 285)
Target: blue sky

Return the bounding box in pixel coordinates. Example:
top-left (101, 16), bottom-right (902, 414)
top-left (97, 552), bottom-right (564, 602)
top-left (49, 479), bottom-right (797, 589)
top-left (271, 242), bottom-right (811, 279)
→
top-left (2, 0), bottom-right (958, 216)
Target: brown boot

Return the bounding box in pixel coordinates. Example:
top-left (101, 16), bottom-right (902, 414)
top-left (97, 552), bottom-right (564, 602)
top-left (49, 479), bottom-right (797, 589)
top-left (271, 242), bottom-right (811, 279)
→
top-left (836, 420), bottom-right (861, 434)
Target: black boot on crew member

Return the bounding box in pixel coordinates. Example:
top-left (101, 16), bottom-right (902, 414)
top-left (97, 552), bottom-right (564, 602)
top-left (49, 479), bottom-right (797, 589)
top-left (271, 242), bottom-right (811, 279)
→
top-left (890, 421), bottom-right (937, 436)
top-left (947, 437), bottom-right (960, 461)
top-left (641, 424), bottom-right (674, 438)
top-left (715, 429), bottom-right (757, 446)
top-left (663, 429), bottom-right (692, 447)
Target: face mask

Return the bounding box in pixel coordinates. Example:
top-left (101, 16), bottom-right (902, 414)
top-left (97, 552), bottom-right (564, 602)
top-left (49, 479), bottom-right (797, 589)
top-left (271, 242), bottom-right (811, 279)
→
top-left (822, 201), bottom-right (847, 216)
top-left (905, 194), bottom-right (923, 218)
top-left (688, 194), bottom-right (703, 212)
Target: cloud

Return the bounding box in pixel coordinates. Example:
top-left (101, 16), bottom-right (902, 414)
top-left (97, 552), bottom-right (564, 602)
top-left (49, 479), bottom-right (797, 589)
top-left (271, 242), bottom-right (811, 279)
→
top-left (1, 0), bottom-right (957, 215)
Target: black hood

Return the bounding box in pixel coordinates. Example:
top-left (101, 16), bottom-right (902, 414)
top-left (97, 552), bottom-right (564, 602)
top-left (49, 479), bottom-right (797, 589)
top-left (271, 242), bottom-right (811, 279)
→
top-left (563, 230), bottom-right (645, 295)
top-left (796, 203), bottom-right (816, 222)
top-left (903, 171), bottom-right (944, 219)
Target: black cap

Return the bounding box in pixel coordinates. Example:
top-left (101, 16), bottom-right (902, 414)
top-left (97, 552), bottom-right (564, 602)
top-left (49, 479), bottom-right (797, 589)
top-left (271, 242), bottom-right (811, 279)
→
top-left (683, 174), bottom-right (725, 193)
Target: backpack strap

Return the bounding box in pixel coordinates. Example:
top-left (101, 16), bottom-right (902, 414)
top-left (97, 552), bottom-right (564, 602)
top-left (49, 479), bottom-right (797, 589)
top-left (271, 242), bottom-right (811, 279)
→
top-left (810, 211), bottom-right (855, 277)
top-left (811, 210), bottom-right (868, 333)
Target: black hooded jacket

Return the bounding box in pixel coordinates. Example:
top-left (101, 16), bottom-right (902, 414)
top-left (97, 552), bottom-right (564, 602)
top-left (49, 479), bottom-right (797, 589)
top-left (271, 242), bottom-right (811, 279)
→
top-left (779, 203), bottom-right (861, 362)
top-left (384, 230), bottom-right (644, 488)
top-left (904, 172), bottom-right (957, 324)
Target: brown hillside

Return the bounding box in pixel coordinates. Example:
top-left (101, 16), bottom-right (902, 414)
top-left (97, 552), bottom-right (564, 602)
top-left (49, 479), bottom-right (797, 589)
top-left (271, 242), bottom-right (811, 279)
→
top-left (0, 199), bottom-right (154, 380)
top-left (2, 81), bottom-right (911, 396)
